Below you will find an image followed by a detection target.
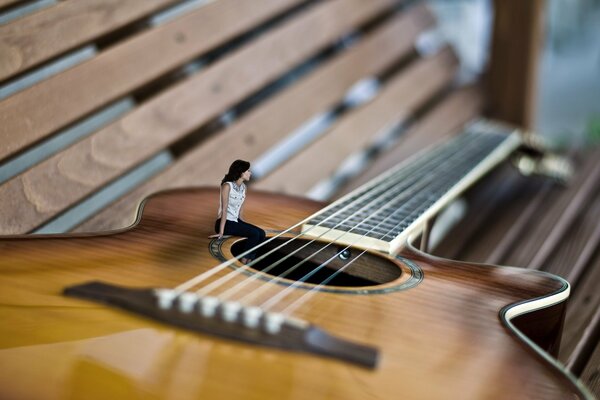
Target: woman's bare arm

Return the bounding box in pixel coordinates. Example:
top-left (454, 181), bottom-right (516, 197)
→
top-left (218, 183), bottom-right (230, 237)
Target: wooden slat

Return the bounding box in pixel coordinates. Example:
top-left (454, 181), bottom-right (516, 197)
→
top-left (0, 0), bottom-right (398, 235)
top-left (430, 165), bottom-right (533, 261)
top-left (503, 154), bottom-right (600, 269)
top-left (567, 305), bottom-right (600, 377)
top-left (541, 182), bottom-right (600, 280)
top-left (559, 248), bottom-right (600, 363)
top-left (0, 0), bottom-right (303, 163)
top-left (483, 180), bottom-right (554, 265)
top-left (435, 170), bottom-right (550, 263)
top-left (580, 329), bottom-right (600, 398)
top-left (254, 48), bottom-right (458, 196)
top-left (447, 151), bottom-right (600, 266)
top-left (335, 85), bottom-right (485, 198)
top-left (435, 149), bottom-right (600, 267)
top-left (73, 4), bottom-right (434, 233)
top-left (0, 0), bottom-right (181, 82)
top-left (487, 0), bottom-right (544, 129)
top-left (0, 0), bottom-right (22, 9)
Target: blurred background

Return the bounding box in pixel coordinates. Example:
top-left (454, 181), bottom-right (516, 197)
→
top-left (0, 0), bottom-right (599, 397)
top-left (428, 0), bottom-right (600, 146)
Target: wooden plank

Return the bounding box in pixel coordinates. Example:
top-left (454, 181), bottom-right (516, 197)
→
top-left (0, 0), bottom-right (181, 82)
top-left (502, 154), bottom-right (600, 269)
top-left (254, 48), bottom-right (458, 196)
top-left (0, 0), bottom-right (398, 235)
top-left (579, 331), bottom-right (600, 398)
top-left (450, 152), bottom-right (598, 267)
top-left (559, 248), bottom-right (600, 363)
top-left (334, 85), bottom-right (485, 198)
top-left (435, 150), bottom-right (600, 266)
top-left (431, 165), bottom-right (534, 261)
top-left (0, 0), bottom-right (304, 163)
top-left (567, 304), bottom-right (600, 377)
top-left (0, 0), bottom-right (23, 10)
top-left (487, 0), bottom-right (544, 129)
top-left (73, 4), bottom-right (433, 233)
top-left (541, 181), bottom-right (600, 280)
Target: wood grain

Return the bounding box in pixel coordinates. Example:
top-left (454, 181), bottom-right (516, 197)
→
top-left (334, 85), bottom-right (485, 197)
top-left (487, 0), bottom-right (544, 129)
top-left (430, 146), bottom-right (600, 380)
top-left (0, 0), bottom-right (181, 82)
top-left (254, 48), bottom-right (458, 195)
top-left (0, 0), bottom-right (396, 234)
top-left (0, 188), bottom-right (586, 399)
top-left (559, 242), bottom-right (600, 362)
top-left (73, 4), bottom-right (433, 234)
top-left (504, 153), bottom-right (600, 269)
top-left (430, 164), bottom-right (530, 260)
top-left (0, 0), bottom-right (22, 10)
top-left (0, 0), bottom-right (304, 162)
top-left (580, 314), bottom-right (600, 398)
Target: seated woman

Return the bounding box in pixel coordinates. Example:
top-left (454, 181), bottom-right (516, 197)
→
top-left (212, 160), bottom-right (266, 264)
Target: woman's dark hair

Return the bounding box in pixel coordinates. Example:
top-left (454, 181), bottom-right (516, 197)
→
top-left (221, 159), bottom-right (251, 185)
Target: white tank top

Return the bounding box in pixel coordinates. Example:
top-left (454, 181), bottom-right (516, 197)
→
top-left (218, 181), bottom-right (246, 222)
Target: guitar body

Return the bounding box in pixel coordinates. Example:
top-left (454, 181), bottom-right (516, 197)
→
top-left (0, 188), bottom-right (586, 399)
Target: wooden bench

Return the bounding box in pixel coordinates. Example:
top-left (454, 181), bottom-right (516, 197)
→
top-left (0, 0), bottom-right (598, 397)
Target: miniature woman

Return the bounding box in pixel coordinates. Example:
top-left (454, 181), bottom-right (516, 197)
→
top-left (212, 160), bottom-right (266, 264)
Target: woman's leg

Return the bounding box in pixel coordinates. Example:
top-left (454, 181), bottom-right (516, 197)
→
top-left (221, 219), bottom-right (265, 260)
top-left (239, 220), bottom-right (266, 260)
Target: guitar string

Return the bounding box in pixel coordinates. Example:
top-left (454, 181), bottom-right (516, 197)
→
top-left (170, 132), bottom-right (468, 296)
top-left (192, 138), bottom-right (460, 299)
top-left (171, 157), bottom-right (417, 294)
top-left (190, 132), bottom-right (474, 298)
top-left (278, 147), bottom-right (490, 316)
top-left (214, 160), bottom-right (447, 303)
top-left (258, 139), bottom-right (486, 312)
top-left (171, 130), bottom-right (500, 315)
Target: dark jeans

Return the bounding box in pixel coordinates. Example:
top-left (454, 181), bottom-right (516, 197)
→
top-left (215, 218), bottom-right (266, 260)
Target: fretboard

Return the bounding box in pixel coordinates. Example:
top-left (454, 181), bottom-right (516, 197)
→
top-left (302, 121), bottom-right (522, 254)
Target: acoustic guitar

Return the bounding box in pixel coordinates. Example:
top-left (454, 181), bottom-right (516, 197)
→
top-left (0, 120), bottom-right (592, 399)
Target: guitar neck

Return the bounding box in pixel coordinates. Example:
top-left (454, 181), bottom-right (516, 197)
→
top-left (302, 120), bottom-right (523, 254)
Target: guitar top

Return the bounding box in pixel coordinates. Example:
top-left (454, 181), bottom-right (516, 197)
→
top-left (0, 186), bottom-right (590, 399)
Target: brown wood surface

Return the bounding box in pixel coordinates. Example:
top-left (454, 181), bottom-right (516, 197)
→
top-left (579, 309), bottom-right (600, 395)
top-left (487, 0), bottom-right (544, 129)
top-left (435, 151), bottom-right (600, 267)
top-left (582, 345), bottom-right (600, 396)
top-left (73, 4), bottom-right (433, 234)
top-left (335, 85), bottom-right (485, 198)
top-left (0, 0), bottom-right (22, 10)
top-left (503, 154), bottom-right (600, 270)
top-left (0, 188), bottom-right (587, 399)
top-left (254, 48), bottom-right (457, 196)
top-left (429, 164), bottom-right (531, 261)
top-left (431, 146), bottom-right (600, 395)
top-left (558, 209), bottom-right (600, 361)
top-left (0, 0), bottom-right (304, 163)
top-left (0, 0), bottom-right (181, 82)
top-left (0, 0), bottom-right (396, 235)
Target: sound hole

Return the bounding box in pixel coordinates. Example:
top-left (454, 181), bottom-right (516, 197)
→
top-left (230, 237), bottom-right (401, 287)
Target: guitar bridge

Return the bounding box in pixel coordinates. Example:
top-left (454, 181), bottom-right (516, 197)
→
top-left (64, 281), bottom-right (379, 369)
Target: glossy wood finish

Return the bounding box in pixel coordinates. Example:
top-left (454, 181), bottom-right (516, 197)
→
top-left (428, 144), bottom-right (600, 397)
top-left (0, 188), bottom-right (587, 399)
